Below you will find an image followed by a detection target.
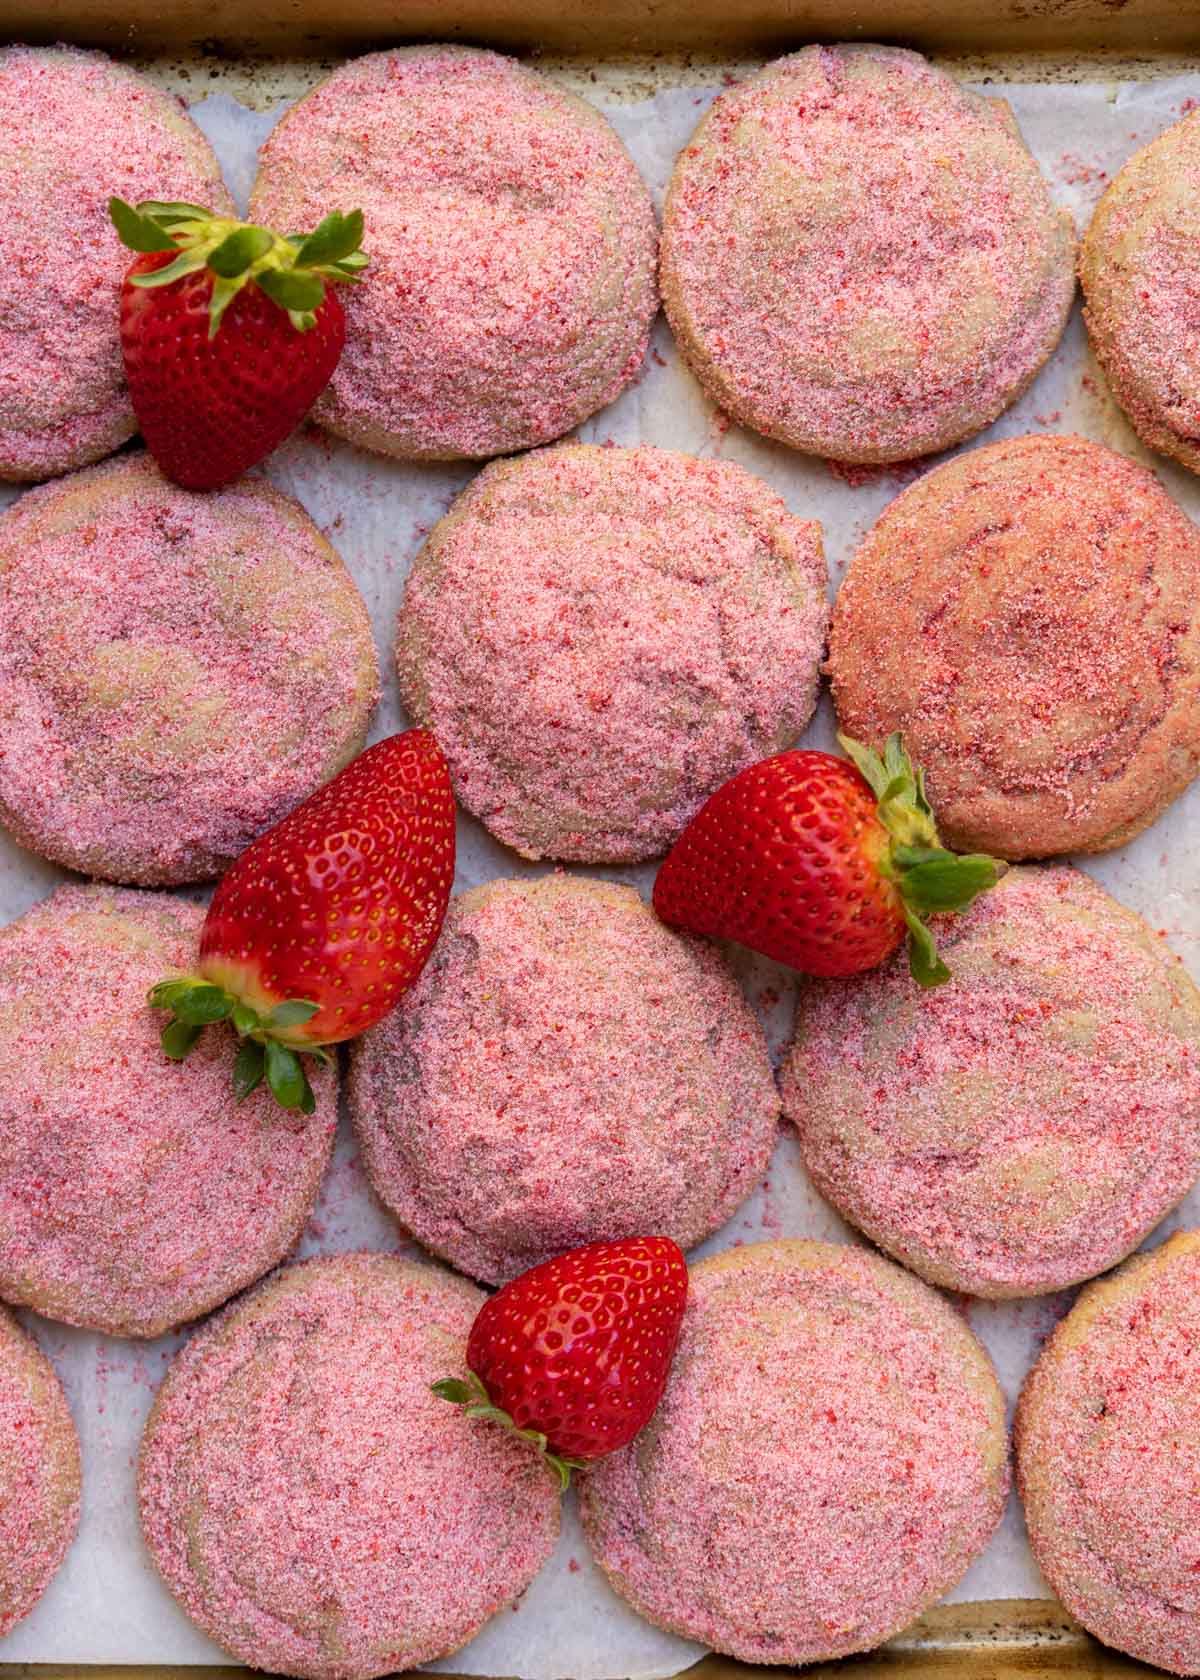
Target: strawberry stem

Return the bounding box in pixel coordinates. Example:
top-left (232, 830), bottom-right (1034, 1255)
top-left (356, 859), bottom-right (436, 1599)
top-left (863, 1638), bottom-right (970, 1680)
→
top-left (839, 732), bottom-right (1005, 988)
top-left (147, 978), bottom-right (320, 1112)
top-left (431, 1372), bottom-right (587, 1491)
top-left (109, 198), bottom-right (368, 337)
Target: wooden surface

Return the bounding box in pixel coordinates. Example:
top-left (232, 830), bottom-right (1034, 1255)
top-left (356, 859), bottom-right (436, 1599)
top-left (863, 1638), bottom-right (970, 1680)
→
top-left (0, 1604), bottom-right (1166, 1676)
top-left (4, 0), bottom-right (1200, 59)
top-left (0, 0), bottom-right (1188, 1676)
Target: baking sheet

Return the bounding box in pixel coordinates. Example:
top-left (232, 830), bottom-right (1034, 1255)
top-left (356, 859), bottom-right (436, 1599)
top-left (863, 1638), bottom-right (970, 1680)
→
top-left (2, 60), bottom-right (1200, 1680)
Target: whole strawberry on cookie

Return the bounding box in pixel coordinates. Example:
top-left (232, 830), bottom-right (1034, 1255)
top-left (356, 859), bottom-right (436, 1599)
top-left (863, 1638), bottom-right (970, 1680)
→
top-left (109, 196), bottom-right (367, 489)
top-left (434, 1237), bottom-right (688, 1488)
top-left (653, 734), bottom-right (1002, 986)
top-left (150, 730), bottom-right (456, 1112)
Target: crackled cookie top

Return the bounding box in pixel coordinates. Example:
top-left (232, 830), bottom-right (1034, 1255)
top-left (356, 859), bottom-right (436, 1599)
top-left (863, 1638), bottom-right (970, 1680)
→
top-left (349, 875), bottom-right (779, 1283)
top-left (828, 433), bottom-right (1200, 858)
top-left (784, 866), bottom-right (1200, 1297)
top-left (0, 884), bottom-right (336, 1337)
top-left (140, 1254), bottom-right (560, 1679)
top-left (397, 444), bottom-right (826, 862)
top-left (1018, 1231), bottom-right (1200, 1675)
top-left (0, 453), bottom-right (378, 885)
top-left (661, 44), bottom-right (1074, 463)
top-left (1082, 109), bottom-right (1200, 475)
top-left (0, 44), bottom-right (229, 481)
top-left (250, 46), bottom-right (657, 461)
top-left (581, 1241), bottom-right (1007, 1664)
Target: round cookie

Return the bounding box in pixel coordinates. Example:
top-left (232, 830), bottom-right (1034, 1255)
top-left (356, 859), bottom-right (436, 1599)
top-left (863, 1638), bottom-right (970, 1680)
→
top-left (1017, 1230), bottom-right (1200, 1675)
top-left (249, 46), bottom-right (657, 462)
top-left (1081, 109), bottom-right (1200, 475)
top-left (783, 866), bottom-right (1200, 1299)
top-left (580, 1240), bottom-right (1008, 1665)
top-left (0, 452), bottom-right (379, 885)
top-left (0, 1309), bottom-right (80, 1636)
top-left (0, 44), bottom-right (230, 482)
top-left (660, 44), bottom-right (1074, 464)
top-left (828, 433), bottom-right (1200, 858)
top-left (0, 884), bottom-right (336, 1338)
top-left (140, 1252), bottom-right (560, 1680)
top-left (348, 875), bottom-right (779, 1285)
top-left (396, 444), bottom-right (827, 862)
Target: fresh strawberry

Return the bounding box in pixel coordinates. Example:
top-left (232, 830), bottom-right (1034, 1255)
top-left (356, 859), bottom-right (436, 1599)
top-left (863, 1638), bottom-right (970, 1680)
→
top-left (653, 733), bottom-right (1002, 987)
top-left (109, 196), bottom-right (368, 490)
top-left (149, 730), bottom-right (456, 1112)
top-left (433, 1237), bottom-right (688, 1488)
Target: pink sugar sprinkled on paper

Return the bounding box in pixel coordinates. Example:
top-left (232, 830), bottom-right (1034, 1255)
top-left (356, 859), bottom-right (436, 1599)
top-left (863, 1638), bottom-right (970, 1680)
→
top-left (580, 1242), bottom-right (1007, 1665)
top-left (139, 1253), bottom-right (560, 1679)
top-left (0, 884), bottom-right (336, 1338)
top-left (349, 875), bottom-right (780, 1284)
top-left (250, 46), bottom-right (658, 462)
top-left (784, 867), bottom-right (1200, 1298)
top-left (0, 45), bottom-right (228, 481)
top-left (0, 453), bottom-right (378, 884)
top-left (396, 444), bottom-right (827, 863)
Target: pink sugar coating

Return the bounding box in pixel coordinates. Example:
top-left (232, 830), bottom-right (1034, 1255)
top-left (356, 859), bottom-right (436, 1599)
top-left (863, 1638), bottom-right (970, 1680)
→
top-left (139, 1253), bottom-right (560, 1680)
top-left (1017, 1235), bottom-right (1200, 1674)
top-left (580, 1241), bottom-right (1007, 1664)
top-left (828, 432), bottom-right (1200, 859)
top-left (0, 454), bottom-right (379, 884)
top-left (249, 46), bottom-right (658, 461)
top-left (784, 867), bottom-right (1200, 1297)
top-left (0, 884), bottom-right (336, 1337)
top-left (662, 45), bottom-right (1074, 463)
top-left (0, 1310), bottom-right (79, 1634)
top-left (0, 45), bottom-right (228, 481)
top-left (396, 444), bottom-right (827, 862)
top-left (349, 875), bottom-right (780, 1283)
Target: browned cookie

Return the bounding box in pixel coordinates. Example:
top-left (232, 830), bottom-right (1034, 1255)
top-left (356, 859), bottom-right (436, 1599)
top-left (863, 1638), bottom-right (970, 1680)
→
top-left (0, 884), bottom-right (336, 1338)
top-left (140, 1254), bottom-right (560, 1679)
top-left (349, 875), bottom-right (779, 1283)
top-left (1082, 110), bottom-right (1200, 474)
top-left (1018, 1231), bottom-right (1200, 1674)
top-left (0, 45), bottom-right (229, 481)
top-left (661, 45), bottom-right (1073, 463)
top-left (0, 1309), bottom-right (79, 1635)
top-left (581, 1241), bottom-right (1007, 1665)
top-left (829, 433), bottom-right (1200, 857)
top-left (251, 46), bottom-right (657, 461)
top-left (784, 866), bottom-right (1200, 1299)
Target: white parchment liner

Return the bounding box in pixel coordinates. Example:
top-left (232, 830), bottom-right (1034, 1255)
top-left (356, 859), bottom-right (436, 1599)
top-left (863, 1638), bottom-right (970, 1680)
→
top-left (1, 63), bottom-right (1198, 1680)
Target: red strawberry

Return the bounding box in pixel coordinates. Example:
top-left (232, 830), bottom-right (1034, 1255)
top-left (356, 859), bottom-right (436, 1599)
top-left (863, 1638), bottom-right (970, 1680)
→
top-left (109, 197), bottom-right (368, 490)
top-left (653, 733), bottom-right (1002, 987)
top-left (433, 1237), bottom-right (688, 1488)
top-left (149, 730), bottom-right (456, 1112)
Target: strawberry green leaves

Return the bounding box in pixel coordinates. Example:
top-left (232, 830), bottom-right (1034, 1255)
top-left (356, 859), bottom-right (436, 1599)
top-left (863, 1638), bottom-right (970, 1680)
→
top-left (257, 268), bottom-right (326, 317)
top-left (108, 196), bottom-right (178, 253)
top-left (147, 978), bottom-right (320, 1113)
top-left (431, 1371), bottom-right (586, 1492)
top-left (109, 197), bottom-right (369, 338)
top-left (839, 731), bottom-right (1004, 988)
top-left (293, 209), bottom-right (366, 272)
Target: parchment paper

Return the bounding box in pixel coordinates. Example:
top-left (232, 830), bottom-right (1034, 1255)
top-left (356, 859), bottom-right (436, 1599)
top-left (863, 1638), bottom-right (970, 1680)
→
top-left (1, 62), bottom-right (1199, 1680)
